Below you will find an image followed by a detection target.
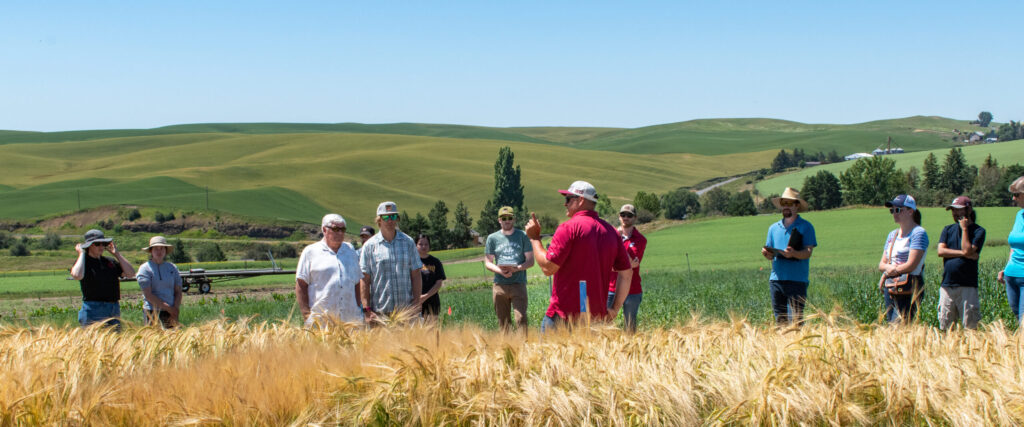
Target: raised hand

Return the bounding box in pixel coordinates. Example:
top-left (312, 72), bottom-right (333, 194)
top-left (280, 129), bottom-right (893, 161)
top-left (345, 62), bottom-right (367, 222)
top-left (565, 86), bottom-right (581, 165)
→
top-left (525, 212), bottom-right (542, 240)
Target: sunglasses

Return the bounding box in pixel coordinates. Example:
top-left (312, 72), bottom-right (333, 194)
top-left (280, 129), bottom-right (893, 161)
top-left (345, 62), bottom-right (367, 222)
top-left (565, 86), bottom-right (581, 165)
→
top-left (889, 207), bottom-right (903, 214)
top-left (564, 195), bottom-right (579, 204)
top-left (779, 200), bottom-right (797, 207)
top-left (380, 214), bottom-right (399, 221)
top-left (499, 216), bottom-right (514, 221)
top-left (619, 212), bottom-right (635, 218)
top-left (325, 226), bottom-right (346, 233)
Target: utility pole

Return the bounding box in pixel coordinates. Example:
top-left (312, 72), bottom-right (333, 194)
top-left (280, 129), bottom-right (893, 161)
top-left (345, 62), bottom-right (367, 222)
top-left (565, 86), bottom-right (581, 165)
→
top-left (76, 190), bottom-right (81, 210)
top-left (205, 186), bottom-right (209, 210)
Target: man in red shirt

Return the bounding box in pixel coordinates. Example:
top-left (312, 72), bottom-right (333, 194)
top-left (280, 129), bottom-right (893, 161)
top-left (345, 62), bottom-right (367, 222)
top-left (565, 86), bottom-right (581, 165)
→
top-left (526, 180), bottom-right (632, 331)
top-left (608, 204), bottom-right (646, 333)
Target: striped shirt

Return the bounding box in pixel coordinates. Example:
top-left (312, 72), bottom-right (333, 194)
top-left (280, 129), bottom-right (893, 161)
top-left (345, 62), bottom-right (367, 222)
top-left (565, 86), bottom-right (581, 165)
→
top-left (359, 231), bottom-right (423, 313)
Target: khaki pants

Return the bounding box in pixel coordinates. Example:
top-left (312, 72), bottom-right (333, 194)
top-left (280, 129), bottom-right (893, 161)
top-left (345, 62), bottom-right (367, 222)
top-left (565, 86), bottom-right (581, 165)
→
top-left (938, 286), bottom-right (980, 330)
top-left (493, 283), bottom-right (528, 332)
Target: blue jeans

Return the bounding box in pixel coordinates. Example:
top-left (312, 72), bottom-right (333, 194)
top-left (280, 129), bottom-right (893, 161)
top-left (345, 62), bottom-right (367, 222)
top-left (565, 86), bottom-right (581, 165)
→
top-left (769, 280), bottom-right (807, 325)
top-left (79, 301), bottom-right (121, 329)
top-left (607, 292), bottom-right (643, 333)
top-left (541, 315), bottom-right (564, 333)
top-left (1006, 275), bottom-right (1024, 320)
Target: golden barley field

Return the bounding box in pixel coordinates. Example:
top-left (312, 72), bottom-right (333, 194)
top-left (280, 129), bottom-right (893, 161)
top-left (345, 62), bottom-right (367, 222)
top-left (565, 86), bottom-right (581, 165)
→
top-left (2, 314), bottom-right (1023, 426)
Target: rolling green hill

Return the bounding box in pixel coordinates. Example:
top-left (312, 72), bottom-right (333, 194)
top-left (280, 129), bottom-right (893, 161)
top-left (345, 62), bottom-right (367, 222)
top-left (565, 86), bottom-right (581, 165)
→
top-left (571, 116), bottom-right (973, 155)
top-left (756, 139), bottom-right (1024, 195)
top-left (0, 132), bottom-right (769, 224)
top-left (0, 123), bottom-right (555, 146)
top-left (0, 115), bottom-right (995, 225)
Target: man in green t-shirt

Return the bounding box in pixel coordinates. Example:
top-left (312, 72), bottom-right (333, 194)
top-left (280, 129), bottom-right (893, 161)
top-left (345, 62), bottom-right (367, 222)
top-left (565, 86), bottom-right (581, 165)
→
top-left (484, 206), bottom-right (535, 333)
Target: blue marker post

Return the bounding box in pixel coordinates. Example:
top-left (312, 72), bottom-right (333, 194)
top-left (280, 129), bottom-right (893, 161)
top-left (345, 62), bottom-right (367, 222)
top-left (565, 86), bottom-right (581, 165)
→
top-left (579, 280), bottom-right (589, 329)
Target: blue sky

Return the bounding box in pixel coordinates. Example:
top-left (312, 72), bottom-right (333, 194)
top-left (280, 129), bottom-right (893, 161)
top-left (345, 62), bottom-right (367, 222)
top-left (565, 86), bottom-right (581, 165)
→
top-left (2, 1), bottom-right (1021, 131)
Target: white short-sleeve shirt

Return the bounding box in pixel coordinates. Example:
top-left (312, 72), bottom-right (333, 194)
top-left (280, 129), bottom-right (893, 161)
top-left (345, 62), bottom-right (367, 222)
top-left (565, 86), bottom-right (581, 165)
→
top-left (296, 240), bottom-right (363, 326)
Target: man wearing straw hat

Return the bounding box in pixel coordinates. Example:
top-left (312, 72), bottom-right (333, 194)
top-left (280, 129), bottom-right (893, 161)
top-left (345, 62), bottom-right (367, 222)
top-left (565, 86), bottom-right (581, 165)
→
top-left (760, 187), bottom-right (817, 325)
top-left (70, 229), bottom-right (135, 328)
top-left (137, 235), bottom-right (183, 328)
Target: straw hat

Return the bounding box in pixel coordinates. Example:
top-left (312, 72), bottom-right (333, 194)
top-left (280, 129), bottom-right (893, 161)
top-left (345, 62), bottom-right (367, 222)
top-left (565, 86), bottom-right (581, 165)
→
top-left (771, 187), bottom-right (809, 212)
top-left (142, 236), bottom-right (174, 253)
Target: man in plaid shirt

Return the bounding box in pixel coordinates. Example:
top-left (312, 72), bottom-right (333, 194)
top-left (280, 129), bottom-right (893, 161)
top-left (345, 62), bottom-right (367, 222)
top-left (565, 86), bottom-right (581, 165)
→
top-left (359, 201), bottom-right (424, 322)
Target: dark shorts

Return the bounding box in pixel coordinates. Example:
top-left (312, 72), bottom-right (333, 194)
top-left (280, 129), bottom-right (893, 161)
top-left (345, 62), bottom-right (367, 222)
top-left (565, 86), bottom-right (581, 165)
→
top-left (421, 293), bottom-right (441, 316)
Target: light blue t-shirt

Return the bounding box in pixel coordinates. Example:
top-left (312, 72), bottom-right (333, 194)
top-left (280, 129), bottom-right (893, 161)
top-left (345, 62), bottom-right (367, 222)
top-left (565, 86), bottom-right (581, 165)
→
top-left (1005, 209), bottom-right (1024, 278)
top-left (882, 225), bottom-right (929, 276)
top-left (765, 215), bottom-right (817, 283)
top-left (136, 261), bottom-right (182, 310)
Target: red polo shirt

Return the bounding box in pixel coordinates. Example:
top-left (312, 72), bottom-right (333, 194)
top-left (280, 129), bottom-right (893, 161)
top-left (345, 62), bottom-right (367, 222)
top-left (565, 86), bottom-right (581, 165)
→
top-left (608, 228), bottom-right (646, 295)
top-left (545, 210), bottom-right (631, 319)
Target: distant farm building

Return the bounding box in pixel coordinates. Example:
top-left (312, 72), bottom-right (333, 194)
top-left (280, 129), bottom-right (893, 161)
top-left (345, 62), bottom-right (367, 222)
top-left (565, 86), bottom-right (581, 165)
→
top-left (844, 152), bottom-right (874, 161)
top-left (871, 147), bottom-right (904, 155)
top-left (985, 137), bottom-right (998, 143)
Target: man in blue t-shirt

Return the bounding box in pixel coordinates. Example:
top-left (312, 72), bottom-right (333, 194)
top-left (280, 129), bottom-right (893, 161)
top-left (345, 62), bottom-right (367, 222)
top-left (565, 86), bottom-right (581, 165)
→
top-left (936, 196), bottom-right (986, 330)
top-left (760, 188), bottom-right (817, 325)
top-left (484, 206), bottom-right (534, 333)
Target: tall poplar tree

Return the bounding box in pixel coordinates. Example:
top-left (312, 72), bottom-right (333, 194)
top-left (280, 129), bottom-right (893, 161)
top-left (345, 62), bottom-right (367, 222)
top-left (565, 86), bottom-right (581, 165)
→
top-left (477, 147), bottom-right (526, 235)
top-left (922, 152), bottom-right (941, 190)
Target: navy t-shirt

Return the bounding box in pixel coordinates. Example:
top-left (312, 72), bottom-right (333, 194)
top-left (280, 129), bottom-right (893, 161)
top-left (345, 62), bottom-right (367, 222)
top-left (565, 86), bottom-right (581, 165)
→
top-left (939, 223), bottom-right (986, 287)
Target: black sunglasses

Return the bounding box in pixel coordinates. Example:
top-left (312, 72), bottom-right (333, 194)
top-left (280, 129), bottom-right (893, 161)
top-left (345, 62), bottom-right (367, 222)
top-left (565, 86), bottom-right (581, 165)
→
top-left (499, 216), bottom-right (514, 221)
top-left (326, 226), bottom-right (346, 233)
top-left (888, 207), bottom-right (903, 214)
top-left (619, 212), bottom-right (635, 218)
top-left (564, 195), bottom-right (579, 204)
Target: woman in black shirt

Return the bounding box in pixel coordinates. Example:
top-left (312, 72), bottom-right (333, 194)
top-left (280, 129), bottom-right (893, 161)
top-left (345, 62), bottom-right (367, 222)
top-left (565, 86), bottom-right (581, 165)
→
top-left (416, 234), bottom-right (446, 322)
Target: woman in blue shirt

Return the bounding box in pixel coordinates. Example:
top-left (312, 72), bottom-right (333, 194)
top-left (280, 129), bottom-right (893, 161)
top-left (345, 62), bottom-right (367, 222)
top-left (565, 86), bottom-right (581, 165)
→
top-left (137, 236), bottom-right (183, 328)
top-left (878, 194), bottom-right (928, 323)
top-left (998, 176), bottom-right (1024, 320)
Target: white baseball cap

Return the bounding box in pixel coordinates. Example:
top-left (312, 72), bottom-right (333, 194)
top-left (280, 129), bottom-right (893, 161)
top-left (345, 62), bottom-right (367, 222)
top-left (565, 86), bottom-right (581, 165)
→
top-left (321, 213), bottom-right (346, 228)
top-left (376, 201), bottom-right (399, 216)
top-left (558, 180), bottom-right (598, 202)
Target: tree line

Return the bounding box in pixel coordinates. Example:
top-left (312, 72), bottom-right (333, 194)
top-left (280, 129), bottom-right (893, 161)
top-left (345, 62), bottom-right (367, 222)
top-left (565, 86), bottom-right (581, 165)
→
top-left (798, 148), bottom-right (1024, 210)
top-left (771, 148), bottom-right (844, 172)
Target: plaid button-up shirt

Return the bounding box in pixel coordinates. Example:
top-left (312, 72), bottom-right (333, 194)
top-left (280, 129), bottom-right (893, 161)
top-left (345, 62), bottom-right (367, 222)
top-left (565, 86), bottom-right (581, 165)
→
top-left (359, 231), bottom-right (423, 313)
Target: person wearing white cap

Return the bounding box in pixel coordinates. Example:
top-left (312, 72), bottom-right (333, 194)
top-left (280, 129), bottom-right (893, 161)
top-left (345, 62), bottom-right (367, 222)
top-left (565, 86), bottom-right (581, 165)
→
top-left (878, 194), bottom-right (929, 323)
top-left (70, 229), bottom-right (135, 328)
top-left (295, 213), bottom-right (363, 327)
top-left (525, 180), bottom-right (632, 331)
top-left (137, 235), bottom-right (183, 328)
top-left (359, 201), bottom-right (424, 322)
top-left (608, 204), bottom-right (646, 333)
top-left (760, 187), bottom-right (817, 326)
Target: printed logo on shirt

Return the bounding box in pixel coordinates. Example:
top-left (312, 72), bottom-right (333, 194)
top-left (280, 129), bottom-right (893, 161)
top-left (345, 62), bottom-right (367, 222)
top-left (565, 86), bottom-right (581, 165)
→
top-left (421, 265), bottom-right (436, 273)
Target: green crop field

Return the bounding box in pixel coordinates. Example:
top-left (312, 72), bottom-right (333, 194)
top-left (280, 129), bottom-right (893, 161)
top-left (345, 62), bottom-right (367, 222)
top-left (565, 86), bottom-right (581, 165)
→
top-left (644, 206), bottom-right (1016, 272)
top-left (0, 131), bottom-right (768, 225)
top-left (569, 116), bottom-right (969, 155)
top-left (756, 139), bottom-right (1024, 195)
top-left (4, 207), bottom-right (1021, 329)
top-left (0, 116), bottom-right (981, 226)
